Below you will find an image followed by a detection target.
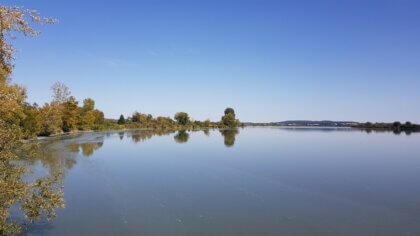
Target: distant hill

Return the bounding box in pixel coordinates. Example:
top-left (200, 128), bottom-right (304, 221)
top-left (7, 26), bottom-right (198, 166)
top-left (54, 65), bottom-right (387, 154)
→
top-left (271, 120), bottom-right (359, 126)
top-left (243, 120), bottom-right (359, 126)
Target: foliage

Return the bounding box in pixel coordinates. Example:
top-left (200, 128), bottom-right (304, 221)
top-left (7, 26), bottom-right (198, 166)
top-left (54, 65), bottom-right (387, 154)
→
top-left (174, 112), bottom-right (190, 125)
top-left (20, 103), bottom-right (41, 138)
top-left (0, 4), bottom-right (64, 235)
top-left (61, 96), bottom-right (79, 132)
top-left (118, 114), bottom-right (125, 124)
top-left (81, 98), bottom-right (95, 112)
top-left (50, 82), bottom-right (70, 104)
top-left (124, 109), bottom-right (241, 130)
top-left (1, 92), bottom-right (64, 235)
top-left (224, 107), bottom-right (235, 115)
top-left (221, 107), bottom-right (239, 127)
top-left (39, 103), bottom-right (63, 136)
top-left (0, 80), bottom-right (26, 126)
top-left (132, 112), bottom-right (151, 124)
top-left (0, 80), bottom-right (113, 136)
top-left (0, 5), bottom-right (57, 81)
top-left (354, 121), bottom-right (420, 134)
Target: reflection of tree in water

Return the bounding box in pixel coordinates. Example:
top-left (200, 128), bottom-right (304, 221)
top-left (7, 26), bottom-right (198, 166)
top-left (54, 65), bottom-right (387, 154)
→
top-left (361, 128), bottom-right (413, 135)
top-left (203, 129), bottom-right (210, 136)
top-left (129, 130), bottom-right (176, 143)
top-left (34, 136), bottom-right (104, 179)
top-left (174, 130), bottom-right (189, 144)
top-left (68, 142), bottom-right (104, 157)
top-left (220, 129), bottom-right (239, 147)
top-left (36, 142), bottom-right (78, 177)
top-left (118, 131), bottom-right (125, 140)
top-left (1, 134), bottom-right (107, 234)
top-left (1, 123), bottom-right (65, 235)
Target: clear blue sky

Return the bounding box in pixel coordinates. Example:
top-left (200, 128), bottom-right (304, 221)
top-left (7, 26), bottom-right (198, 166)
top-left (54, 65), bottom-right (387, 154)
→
top-left (9, 0), bottom-right (420, 122)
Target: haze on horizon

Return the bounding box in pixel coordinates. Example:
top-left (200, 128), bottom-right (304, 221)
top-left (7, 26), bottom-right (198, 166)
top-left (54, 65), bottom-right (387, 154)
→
top-left (10, 0), bottom-right (420, 123)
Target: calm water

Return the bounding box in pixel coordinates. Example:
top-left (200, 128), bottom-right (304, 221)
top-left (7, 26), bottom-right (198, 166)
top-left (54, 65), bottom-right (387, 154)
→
top-left (21, 127), bottom-right (420, 236)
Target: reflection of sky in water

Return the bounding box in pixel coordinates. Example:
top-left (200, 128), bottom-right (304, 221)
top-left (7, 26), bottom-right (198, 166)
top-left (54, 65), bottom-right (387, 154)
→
top-left (25, 128), bottom-right (420, 236)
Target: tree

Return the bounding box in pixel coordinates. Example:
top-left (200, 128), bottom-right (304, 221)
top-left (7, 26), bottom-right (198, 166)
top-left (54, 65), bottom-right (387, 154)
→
top-left (118, 114), bottom-right (126, 124)
top-left (79, 110), bottom-right (96, 130)
top-left (91, 110), bottom-right (104, 124)
top-left (224, 107), bottom-right (235, 115)
top-left (39, 103), bottom-right (63, 136)
top-left (132, 112), bottom-right (149, 124)
top-left (82, 98), bottom-right (95, 112)
top-left (51, 82), bottom-right (70, 104)
top-left (0, 6), bottom-right (57, 81)
top-left (0, 80), bottom-right (26, 127)
top-left (21, 103), bottom-right (41, 138)
top-left (392, 121), bottom-right (402, 129)
top-left (79, 99), bottom-right (99, 130)
top-left (0, 5), bottom-right (63, 232)
top-left (221, 107), bottom-right (238, 127)
top-left (61, 96), bottom-right (79, 132)
top-left (174, 112), bottom-right (189, 125)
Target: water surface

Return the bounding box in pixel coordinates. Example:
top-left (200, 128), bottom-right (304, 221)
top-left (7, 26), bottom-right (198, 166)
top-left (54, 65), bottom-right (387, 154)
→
top-left (22, 127), bottom-right (420, 235)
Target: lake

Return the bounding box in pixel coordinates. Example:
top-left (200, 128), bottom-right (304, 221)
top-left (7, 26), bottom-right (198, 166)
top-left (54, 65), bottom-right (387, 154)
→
top-left (21, 127), bottom-right (420, 235)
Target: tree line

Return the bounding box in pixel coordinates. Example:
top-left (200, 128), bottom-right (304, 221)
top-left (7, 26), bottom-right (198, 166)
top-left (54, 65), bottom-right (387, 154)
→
top-left (117, 107), bottom-right (241, 130)
top-left (3, 81), bottom-right (120, 139)
top-left (354, 121), bottom-right (420, 133)
top-left (5, 75), bottom-right (242, 140)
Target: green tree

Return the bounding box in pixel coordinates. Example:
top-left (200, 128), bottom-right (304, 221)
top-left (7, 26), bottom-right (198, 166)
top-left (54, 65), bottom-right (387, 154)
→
top-left (92, 110), bottom-right (104, 124)
top-left (39, 103), bottom-right (63, 136)
top-left (392, 121), bottom-right (402, 130)
top-left (21, 103), bottom-right (41, 138)
top-left (221, 107), bottom-right (238, 127)
top-left (132, 112), bottom-right (149, 124)
top-left (79, 110), bottom-right (96, 130)
top-left (81, 98), bottom-right (95, 112)
top-left (174, 112), bottom-right (189, 125)
top-left (118, 114), bottom-right (126, 124)
top-left (224, 107), bottom-right (235, 115)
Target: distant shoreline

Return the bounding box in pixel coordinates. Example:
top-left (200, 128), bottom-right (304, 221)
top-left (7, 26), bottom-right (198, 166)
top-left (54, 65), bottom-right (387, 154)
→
top-left (29, 120), bottom-right (420, 140)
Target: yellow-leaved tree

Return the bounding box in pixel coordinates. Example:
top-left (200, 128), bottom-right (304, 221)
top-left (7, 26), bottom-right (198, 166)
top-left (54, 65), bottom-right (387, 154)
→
top-left (0, 4), bottom-right (64, 236)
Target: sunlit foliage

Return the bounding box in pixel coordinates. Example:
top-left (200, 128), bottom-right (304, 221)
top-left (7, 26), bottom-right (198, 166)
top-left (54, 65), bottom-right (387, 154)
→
top-left (81, 98), bottom-right (95, 112)
top-left (39, 103), bottom-right (63, 136)
top-left (0, 5), bottom-right (57, 81)
top-left (0, 92), bottom-right (65, 235)
top-left (0, 4), bottom-right (64, 235)
top-left (61, 96), bottom-right (79, 132)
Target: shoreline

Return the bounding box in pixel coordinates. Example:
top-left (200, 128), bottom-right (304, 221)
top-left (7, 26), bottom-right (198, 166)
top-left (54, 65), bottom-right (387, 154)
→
top-left (28, 124), bottom-right (420, 141)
